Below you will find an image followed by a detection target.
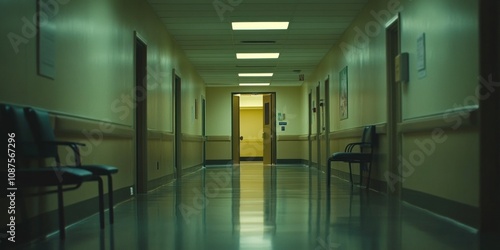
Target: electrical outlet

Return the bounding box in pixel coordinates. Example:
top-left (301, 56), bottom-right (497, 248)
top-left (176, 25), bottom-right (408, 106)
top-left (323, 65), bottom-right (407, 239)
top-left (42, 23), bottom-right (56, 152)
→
top-left (129, 187), bottom-right (134, 196)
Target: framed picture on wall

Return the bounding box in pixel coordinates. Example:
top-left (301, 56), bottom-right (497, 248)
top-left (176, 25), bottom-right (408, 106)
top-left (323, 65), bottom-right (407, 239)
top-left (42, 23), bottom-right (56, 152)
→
top-left (339, 66), bottom-right (348, 120)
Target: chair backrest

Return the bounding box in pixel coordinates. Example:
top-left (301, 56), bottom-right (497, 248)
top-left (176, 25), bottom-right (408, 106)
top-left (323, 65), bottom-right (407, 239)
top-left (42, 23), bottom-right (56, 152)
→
top-left (361, 125), bottom-right (376, 144)
top-left (360, 125), bottom-right (376, 152)
top-left (0, 104), bottom-right (40, 159)
top-left (25, 107), bottom-right (60, 159)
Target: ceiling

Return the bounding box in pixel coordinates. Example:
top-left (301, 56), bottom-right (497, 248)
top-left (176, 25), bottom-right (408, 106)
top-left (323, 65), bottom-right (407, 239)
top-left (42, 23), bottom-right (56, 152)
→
top-left (147, 0), bottom-right (369, 87)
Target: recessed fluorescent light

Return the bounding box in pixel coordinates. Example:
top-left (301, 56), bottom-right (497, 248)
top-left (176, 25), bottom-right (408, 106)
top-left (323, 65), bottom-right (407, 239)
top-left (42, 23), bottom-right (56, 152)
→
top-left (239, 83), bottom-right (270, 86)
top-left (236, 53), bottom-right (280, 59)
top-left (238, 73), bottom-right (274, 77)
top-left (232, 22), bottom-right (289, 30)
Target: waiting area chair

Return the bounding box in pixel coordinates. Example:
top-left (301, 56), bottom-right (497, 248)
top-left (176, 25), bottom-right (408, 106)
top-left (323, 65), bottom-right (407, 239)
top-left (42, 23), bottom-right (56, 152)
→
top-left (0, 104), bottom-right (99, 240)
top-left (327, 125), bottom-right (376, 189)
top-left (25, 107), bottom-right (119, 224)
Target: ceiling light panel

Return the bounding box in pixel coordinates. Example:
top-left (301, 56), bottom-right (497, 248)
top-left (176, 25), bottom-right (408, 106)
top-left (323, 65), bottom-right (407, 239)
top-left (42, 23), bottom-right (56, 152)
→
top-left (239, 83), bottom-right (270, 86)
top-left (236, 53), bottom-right (280, 59)
top-left (238, 73), bottom-right (274, 77)
top-left (232, 22), bottom-right (289, 30)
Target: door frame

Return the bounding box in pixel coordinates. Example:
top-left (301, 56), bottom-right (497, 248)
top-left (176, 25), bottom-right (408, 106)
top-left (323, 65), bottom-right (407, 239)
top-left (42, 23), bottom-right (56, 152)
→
top-left (308, 91), bottom-right (313, 167)
top-left (201, 95), bottom-right (207, 167)
top-left (324, 77), bottom-right (330, 172)
top-left (232, 94), bottom-right (241, 164)
top-left (173, 69), bottom-right (182, 179)
top-left (262, 93), bottom-right (276, 165)
top-left (134, 32), bottom-right (148, 194)
top-left (385, 16), bottom-right (403, 250)
top-left (315, 84), bottom-right (321, 171)
top-left (386, 15), bottom-right (402, 195)
top-left (479, 0), bottom-right (500, 233)
top-left (231, 92), bottom-right (277, 165)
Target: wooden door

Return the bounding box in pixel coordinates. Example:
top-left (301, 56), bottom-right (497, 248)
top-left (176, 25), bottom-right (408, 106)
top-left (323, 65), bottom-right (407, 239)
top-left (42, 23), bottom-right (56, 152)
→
top-left (232, 95), bottom-right (240, 164)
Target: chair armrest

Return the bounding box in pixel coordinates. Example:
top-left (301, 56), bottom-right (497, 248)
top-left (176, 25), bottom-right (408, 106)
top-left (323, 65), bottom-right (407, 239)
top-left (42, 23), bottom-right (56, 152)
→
top-left (41, 140), bottom-right (86, 166)
top-left (45, 141), bottom-right (86, 147)
top-left (345, 142), bottom-right (371, 152)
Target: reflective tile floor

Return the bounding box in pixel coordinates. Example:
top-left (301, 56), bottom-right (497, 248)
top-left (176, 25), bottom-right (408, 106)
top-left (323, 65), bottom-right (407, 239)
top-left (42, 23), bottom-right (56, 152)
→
top-left (14, 163), bottom-right (500, 249)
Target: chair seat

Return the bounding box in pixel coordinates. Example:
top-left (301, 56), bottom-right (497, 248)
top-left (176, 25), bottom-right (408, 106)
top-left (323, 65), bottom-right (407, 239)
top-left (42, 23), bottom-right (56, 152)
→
top-left (74, 165), bottom-right (119, 175)
top-left (16, 168), bottom-right (94, 186)
top-left (330, 152), bottom-right (371, 162)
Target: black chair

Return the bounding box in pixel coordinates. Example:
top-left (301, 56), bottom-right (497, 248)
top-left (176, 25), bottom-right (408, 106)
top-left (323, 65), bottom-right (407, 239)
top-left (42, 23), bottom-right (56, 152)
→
top-left (24, 107), bottom-right (119, 224)
top-left (0, 104), bottom-right (99, 240)
top-left (327, 125), bottom-right (376, 189)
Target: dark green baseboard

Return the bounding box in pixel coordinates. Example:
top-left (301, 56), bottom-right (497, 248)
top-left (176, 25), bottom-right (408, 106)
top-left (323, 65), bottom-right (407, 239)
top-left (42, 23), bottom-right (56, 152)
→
top-left (402, 188), bottom-right (479, 229)
top-left (0, 186), bottom-right (132, 247)
top-left (368, 178), bottom-right (386, 193)
top-left (205, 159), bottom-right (232, 166)
top-left (182, 164), bottom-right (203, 176)
top-left (329, 169), bottom-right (477, 228)
top-left (206, 159), bottom-right (308, 165)
top-left (329, 168), bottom-right (387, 193)
top-left (277, 159), bottom-right (308, 165)
top-left (241, 157), bottom-right (263, 161)
top-left (148, 174), bottom-right (175, 190)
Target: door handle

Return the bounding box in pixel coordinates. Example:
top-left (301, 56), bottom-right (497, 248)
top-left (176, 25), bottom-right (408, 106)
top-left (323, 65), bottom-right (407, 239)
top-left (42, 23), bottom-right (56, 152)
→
top-left (240, 136), bottom-right (243, 141)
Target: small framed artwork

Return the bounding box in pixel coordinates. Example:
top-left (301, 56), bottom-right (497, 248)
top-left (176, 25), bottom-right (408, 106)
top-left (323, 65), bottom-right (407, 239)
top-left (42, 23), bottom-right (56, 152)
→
top-left (339, 66), bottom-right (348, 120)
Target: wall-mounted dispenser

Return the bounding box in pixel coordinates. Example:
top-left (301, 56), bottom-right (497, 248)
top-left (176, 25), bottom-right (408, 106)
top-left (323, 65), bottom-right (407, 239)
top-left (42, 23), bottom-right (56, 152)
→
top-left (395, 52), bottom-right (409, 83)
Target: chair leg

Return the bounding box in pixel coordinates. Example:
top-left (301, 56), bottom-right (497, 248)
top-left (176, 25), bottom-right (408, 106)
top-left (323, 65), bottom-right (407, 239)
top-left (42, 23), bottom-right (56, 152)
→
top-left (326, 158), bottom-right (331, 188)
top-left (57, 184), bottom-right (66, 240)
top-left (96, 178), bottom-right (105, 229)
top-left (366, 162), bottom-right (372, 190)
top-left (348, 163), bottom-right (353, 185)
top-left (360, 163), bottom-right (363, 187)
top-left (107, 174), bottom-right (114, 224)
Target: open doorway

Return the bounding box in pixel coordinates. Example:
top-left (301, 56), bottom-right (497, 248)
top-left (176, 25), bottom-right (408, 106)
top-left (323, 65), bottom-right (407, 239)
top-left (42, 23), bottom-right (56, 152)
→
top-left (232, 93), bottom-right (276, 166)
top-left (239, 94), bottom-right (264, 162)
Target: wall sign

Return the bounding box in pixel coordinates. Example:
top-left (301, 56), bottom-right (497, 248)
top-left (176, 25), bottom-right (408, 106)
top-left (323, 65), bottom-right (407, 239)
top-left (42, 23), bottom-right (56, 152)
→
top-left (417, 33), bottom-right (426, 79)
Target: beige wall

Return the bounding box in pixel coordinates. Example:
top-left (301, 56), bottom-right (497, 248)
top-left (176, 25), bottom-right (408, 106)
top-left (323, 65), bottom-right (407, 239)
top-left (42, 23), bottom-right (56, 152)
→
top-left (399, 0), bottom-right (479, 207)
top-left (277, 136), bottom-right (309, 161)
top-left (147, 132), bottom-right (174, 182)
top-left (303, 0), bottom-right (479, 209)
top-left (1, 0), bottom-right (481, 230)
top-left (206, 138), bottom-right (231, 161)
top-left (0, 0), bottom-right (205, 219)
